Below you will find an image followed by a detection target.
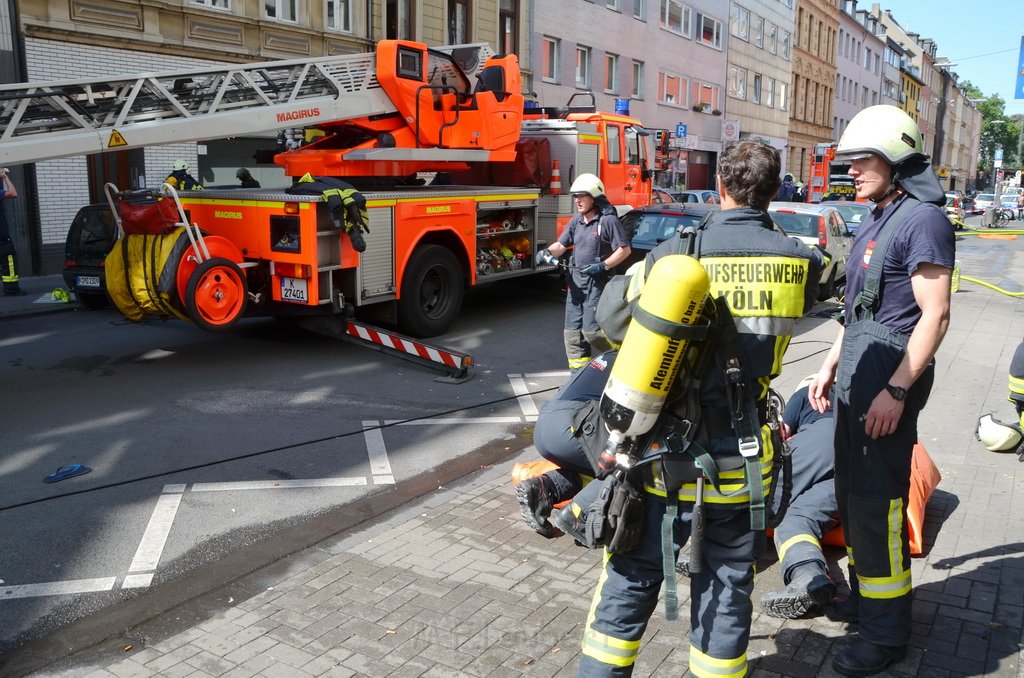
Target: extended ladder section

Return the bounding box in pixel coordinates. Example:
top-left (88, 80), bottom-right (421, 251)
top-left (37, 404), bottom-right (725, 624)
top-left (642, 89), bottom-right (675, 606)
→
top-left (0, 42), bottom-right (495, 166)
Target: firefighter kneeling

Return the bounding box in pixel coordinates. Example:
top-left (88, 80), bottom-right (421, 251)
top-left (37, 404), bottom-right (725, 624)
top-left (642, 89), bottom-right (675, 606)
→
top-left (518, 140), bottom-right (822, 677)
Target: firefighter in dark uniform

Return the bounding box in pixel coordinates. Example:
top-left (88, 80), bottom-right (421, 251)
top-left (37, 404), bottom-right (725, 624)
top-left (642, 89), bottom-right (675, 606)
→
top-left (535, 173), bottom-right (631, 371)
top-left (807, 105), bottom-right (954, 677)
top-left (165, 160), bottom-right (203, 190)
top-left (555, 141), bottom-right (821, 678)
top-left (976, 340), bottom-right (1024, 454)
top-left (0, 168), bottom-right (23, 296)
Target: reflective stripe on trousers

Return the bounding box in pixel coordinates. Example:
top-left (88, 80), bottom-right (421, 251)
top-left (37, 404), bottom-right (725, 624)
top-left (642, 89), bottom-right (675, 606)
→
top-left (834, 318), bottom-right (931, 647)
top-left (576, 497), bottom-right (759, 677)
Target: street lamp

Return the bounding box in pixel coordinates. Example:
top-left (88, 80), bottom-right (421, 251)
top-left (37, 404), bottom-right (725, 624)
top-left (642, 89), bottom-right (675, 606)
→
top-left (991, 120), bottom-right (1005, 196)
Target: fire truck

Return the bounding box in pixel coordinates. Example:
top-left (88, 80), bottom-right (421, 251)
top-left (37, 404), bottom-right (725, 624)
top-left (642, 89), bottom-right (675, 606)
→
top-left (1, 40), bottom-right (652, 345)
top-left (808, 142), bottom-right (861, 203)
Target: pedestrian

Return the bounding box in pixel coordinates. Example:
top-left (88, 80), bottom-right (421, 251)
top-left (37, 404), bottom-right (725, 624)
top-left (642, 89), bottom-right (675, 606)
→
top-left (1016, 192), bottom-right (1023, 221)
top-left (778, 173), bottom-right (796, 201)
top-left (164, 160), bottom-right (203, 190)
top-left (758, 384), bottom-right (839, 619)
top-left (535, 173), bottom-right (631, 371)
top-left (806, 105), bottom-right (954, 677)
top-left (236, 168), bottom-right (261, 188)
top-left (0, 168), bottom-right (25, 296)
top-left (541, 140), bottom-right (821, 677)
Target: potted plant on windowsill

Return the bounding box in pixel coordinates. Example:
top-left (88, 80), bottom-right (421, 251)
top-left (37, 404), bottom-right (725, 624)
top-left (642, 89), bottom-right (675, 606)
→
top-left (692, 105), bottom-right (703, 112)
top-left (711, 109), bottom-right (722, 116)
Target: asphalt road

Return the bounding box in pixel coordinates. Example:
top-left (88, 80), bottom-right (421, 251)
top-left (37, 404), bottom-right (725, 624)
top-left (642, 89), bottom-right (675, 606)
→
top-left (0, 273), bottom-right (574, 654)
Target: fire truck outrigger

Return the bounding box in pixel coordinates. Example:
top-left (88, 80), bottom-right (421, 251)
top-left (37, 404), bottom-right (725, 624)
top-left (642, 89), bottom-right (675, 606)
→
top-left (1, 40), bottom-right (653, 355)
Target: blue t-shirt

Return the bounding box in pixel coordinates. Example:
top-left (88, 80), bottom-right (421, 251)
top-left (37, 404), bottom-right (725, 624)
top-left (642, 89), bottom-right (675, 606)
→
top-left (844, 194), bottom-right (955, 335)
top-left (558, 211), bottom-right (629, 267)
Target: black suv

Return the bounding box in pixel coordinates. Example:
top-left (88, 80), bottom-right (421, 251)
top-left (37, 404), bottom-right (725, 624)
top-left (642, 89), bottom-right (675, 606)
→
top-left (618, 203), bottom-right (719, 270)
top-left (62, 203), bottom-right (118, 309)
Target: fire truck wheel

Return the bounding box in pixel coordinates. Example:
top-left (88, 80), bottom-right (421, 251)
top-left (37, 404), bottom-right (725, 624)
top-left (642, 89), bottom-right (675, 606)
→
top-left (398, 244), bottom-right (464, 337)
top-left (185, 257), bottom-right (248, 331)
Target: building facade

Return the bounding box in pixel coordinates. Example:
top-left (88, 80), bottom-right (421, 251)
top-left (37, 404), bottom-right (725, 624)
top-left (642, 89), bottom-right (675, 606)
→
top-left (833, 0), bottom-right (883, 144)
top-left (786, 0), bottom-right (838, 182)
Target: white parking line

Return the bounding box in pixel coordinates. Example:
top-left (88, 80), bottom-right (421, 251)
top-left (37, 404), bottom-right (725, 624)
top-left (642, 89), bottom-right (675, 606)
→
top-left (386, 417), bottom-right (523, 425)
top-left (190, 478), bottom-right (367, 492)
top-left (0, 577), bottom-right (117, 600)
top-left (362, 421), bottom-right (393, 483)
top-left (508, 374), bottom-right (539, 419)
top-left (127, 488), bottom-right (184, 573)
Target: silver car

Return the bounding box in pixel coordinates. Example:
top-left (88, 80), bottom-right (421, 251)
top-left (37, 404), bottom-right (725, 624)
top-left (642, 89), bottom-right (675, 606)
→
top-left (768, 202), bottom-right (854, 301)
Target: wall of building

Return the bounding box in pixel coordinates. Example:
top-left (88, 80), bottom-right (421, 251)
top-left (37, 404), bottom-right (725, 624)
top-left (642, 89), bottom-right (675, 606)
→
top-left (787, 0), bottom-right (838, 182)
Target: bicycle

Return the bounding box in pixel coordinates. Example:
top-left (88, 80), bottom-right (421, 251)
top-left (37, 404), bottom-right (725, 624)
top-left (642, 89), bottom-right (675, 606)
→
top-left (993, 207), bottom-right (1015, 227)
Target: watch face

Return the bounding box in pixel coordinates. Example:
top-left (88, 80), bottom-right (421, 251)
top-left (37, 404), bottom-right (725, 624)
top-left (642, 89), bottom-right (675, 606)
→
top-left (887, 384), bottom-right (907, 401)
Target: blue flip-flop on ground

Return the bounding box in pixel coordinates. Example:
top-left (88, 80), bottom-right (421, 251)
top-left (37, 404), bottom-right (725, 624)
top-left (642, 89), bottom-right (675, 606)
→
top-left (43, 464), bottom-right (92, 483)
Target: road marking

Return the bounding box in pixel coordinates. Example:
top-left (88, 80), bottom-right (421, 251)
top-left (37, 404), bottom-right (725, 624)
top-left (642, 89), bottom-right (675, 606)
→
top-left (363, 421), bottom-right (393, 478)
top-left (508, 374), bottom-right (539, 419)
top-left (191, 478), bottom-right (368, 492)
top-left (386, 417), bottom-right (523, 425)
top-left (128, 488), bottom-right (184, 573)
top-left (122, 573), bottom-right (154, 589)
top-left (0, 577), bottom-right (117, 600)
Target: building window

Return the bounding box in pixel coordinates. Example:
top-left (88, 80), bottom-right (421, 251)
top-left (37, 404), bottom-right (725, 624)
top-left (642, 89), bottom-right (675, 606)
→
top-left (730, 4), bottom-right (749, 41)
top-left (386, 0), bottom-right (413, 39)
top-left (753, 16), bottom-right (763, 48)
top-left (752, 73), bottom-right (762, 104)
top-left (660, 0), bottom-right (691, 37)
top-left (634, 0), bottom-right (646, 20)
top-left (658, 70), bottom-right (688, 107)
top-left (605, 53), bottom-right (619, 93)
top-left (766, 78), bottom-right (775, 108)
top-left (326, 0), bottom-right (351, 32)
top-left (631, 60), bottom-right (645, 98)
top-left (265, 0), bottom-right (297, 22)
top-left (448, 0), bottom-right (470, 44)
top-left (693, 80), bottom-right (719, 110)
top-left (766, 22), bottom-right (777, 55)
top-left (781, 30), bottom-right (791, 60)
top-left (576, 45), bottom-right (592, 88)
top-left (699, 14), bottom-right (723, 49)
top-left (542, 36), bottom-right (560, 82)
top-left (607, 0), bottom-right (621, 9)
top-left (778, 82), bottom-right (788, 111)
top-left (499, 1), bottom-right (519, 57)
top-left (728, 64), bottom-right (746, 100)
top-left (191, 0), bottom-right (230, 9)
top-left (607, 125), bottom-right (621, 164)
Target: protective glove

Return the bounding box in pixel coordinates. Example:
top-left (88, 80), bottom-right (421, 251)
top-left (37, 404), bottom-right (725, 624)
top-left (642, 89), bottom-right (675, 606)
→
top-left (583, 262), bottom-right (606, 277)
top-left (535, 249), bottom-right (554, 266)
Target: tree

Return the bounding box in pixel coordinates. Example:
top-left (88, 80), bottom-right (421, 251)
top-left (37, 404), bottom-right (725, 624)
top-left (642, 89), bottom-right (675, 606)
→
top-left (961, 82), bottom-right (1021, 171)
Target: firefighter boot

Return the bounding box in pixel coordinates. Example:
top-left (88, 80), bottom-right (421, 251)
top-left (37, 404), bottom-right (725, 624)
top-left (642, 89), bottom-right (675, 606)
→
top-left (760, 565), bottom-right (836, 619)
top-left (347, 226), bottom-right (367, 253)
top-left (550, 501), bottom-right (588, 545)
top-left (516, 475), bottom-right (559, 538)
top-left (833, 639), bottom-right (906, 677)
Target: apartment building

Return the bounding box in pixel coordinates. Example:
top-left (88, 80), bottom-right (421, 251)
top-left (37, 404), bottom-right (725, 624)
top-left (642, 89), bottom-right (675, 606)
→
top-left (833, 1), bottom-right (883, 143)
top-left (786, 0), bottom-right (838, 182)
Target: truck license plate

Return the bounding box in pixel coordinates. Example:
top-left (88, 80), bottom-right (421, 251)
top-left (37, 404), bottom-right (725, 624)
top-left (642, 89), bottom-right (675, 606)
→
top-left (76, 275), bottom-right (101, 288)
top-left (280, 277), bottom-right (308, 303)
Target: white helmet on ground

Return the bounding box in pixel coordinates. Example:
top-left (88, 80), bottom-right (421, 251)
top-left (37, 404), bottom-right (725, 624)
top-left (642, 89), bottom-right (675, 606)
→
top-left (835, 105), bottom-right (927, 165)
top-left (976, 414), bottom-right (1023, 452)
top-left (569, 173), bottom-right (605, 199)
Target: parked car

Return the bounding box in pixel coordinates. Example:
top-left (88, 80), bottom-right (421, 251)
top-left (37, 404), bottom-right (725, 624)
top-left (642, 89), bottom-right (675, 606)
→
top-left (819, 200), bottom-right (871, 234)
top-left (650, 188), bottom-right (721, 206)
top-left (617, 203), bottom-right (719, 270)
top-left (768, 202), bottom-right (853, 301)
top-left (973, 193), bottom-right (996, 213)
top-left (944, 192), bottom-right (966, 227)
top-left (62, 203), bottom-right (118, 309)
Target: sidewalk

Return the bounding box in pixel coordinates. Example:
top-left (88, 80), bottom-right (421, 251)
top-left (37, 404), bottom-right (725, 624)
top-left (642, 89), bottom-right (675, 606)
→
top-left (9, 225), bottom-right (1024, 677)
top-left (0, 274), bottom-right (78, 318)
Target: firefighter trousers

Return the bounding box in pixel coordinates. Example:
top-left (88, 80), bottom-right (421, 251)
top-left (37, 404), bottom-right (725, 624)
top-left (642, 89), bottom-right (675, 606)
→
top-left (772, 417), bottom-right (839, 583)
top-left (577, 498), bottom-right (762, 678)
top-left (0, 239), bottom-right (20, 293)
top-left (834, 319), bottom-right (932, 648)
top-left (564, 269), bottom-right (612, 370)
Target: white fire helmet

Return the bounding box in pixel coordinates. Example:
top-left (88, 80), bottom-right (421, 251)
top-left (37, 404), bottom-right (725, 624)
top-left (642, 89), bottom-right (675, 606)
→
top-left (569, 173), bottom-right (605, 199)
top-left (835, 105), bottom-right (927, 165)
top-left (975, 414), bottom-right (1023, 452)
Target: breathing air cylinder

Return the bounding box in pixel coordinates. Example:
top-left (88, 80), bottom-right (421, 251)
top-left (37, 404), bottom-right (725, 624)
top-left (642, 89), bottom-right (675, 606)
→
top-left (598, 254), bottom-right (711, 472)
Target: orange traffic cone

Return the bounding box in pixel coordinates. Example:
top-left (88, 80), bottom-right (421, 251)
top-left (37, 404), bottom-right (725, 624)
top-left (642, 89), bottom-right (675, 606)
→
top-left (550, 159), bottom-right (562, 195)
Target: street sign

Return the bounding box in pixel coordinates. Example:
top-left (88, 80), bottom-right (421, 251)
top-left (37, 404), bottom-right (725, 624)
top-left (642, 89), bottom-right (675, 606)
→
top-left (676, 123), bottom-right (687, 138)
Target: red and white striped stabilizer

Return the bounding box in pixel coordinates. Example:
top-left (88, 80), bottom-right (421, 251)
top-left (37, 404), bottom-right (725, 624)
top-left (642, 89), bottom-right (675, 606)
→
top-left (345, 321), bottom-right (474, 381)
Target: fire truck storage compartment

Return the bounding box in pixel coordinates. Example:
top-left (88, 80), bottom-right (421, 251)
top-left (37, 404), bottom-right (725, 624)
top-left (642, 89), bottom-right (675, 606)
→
top-left (357, 204), bottom-right (398, 303)
top-left (476, 199), bottom-right (537, 278)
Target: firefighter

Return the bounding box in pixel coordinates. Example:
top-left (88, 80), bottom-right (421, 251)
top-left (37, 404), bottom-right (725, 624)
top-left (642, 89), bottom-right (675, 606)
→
top-left (0, 168), bottom-right (23, 296)
top-left (778, 173), bottom-right (796, 201)
top-left (758, 384), bottom-right (839, 619)
top-left (535, 174), bottom-right (631, 371)
top-left (554, 141), bottom-right (821, 678)
top-left (975, 339), bottom-right (1024, 455)
top-left (236, 168), bottom-right (261, 188)
top-left (807, 105), bottom-right (954, 677)
top-left (165, 160), bottom-right (203, 191)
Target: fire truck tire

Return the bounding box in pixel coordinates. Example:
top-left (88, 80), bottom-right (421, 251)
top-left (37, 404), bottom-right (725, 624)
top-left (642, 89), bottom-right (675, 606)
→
top-left (185, 257), bottom-right (248, 331)
top-left (398, 244), bottom-right (464, 337)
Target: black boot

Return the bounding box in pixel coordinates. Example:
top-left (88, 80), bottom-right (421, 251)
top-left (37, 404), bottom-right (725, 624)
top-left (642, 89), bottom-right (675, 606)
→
top-left (760, 566), bottom-right (836, 619)
top-left (825, 596), bottom-right (860, 624)
top-left (347, 227), bottom-right (367, 253)
top-left (516, 475), bottom-right (558, 538)
top-left (833, 639), bottom-right (906, 677)
top-left (550, 501), bottom-right (589, 545)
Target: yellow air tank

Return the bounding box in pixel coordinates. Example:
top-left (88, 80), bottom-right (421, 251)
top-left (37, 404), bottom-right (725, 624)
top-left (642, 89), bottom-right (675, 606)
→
top-left (598, 254), bottom-right (711, 470)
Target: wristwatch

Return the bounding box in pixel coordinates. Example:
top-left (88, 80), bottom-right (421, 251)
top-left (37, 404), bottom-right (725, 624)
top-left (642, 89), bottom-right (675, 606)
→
top-left (885, 383), bottom-right (908, 401)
